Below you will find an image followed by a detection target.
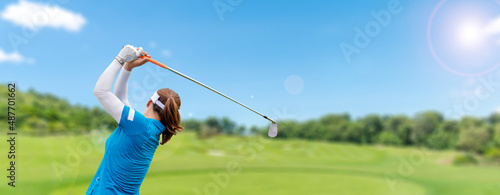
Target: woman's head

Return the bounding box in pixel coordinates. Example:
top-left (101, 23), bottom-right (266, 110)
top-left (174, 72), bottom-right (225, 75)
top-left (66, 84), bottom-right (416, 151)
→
top-left (149, 88), bottom-right (183, 145)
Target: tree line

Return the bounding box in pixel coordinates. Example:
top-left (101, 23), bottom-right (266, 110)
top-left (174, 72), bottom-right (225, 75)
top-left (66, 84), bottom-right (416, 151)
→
top-left (1, 85), bottom-right (499, 160)
top-left (258, 112), bottom-right (500, 159)
top-left (0, 85), bottom-right (117, 135)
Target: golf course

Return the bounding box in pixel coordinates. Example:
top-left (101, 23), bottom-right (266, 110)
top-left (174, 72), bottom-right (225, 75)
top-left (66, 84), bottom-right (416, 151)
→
top-left (3, 0), bottom-right (500, 194)
top-left (1, 132), bottom-right (499, 195)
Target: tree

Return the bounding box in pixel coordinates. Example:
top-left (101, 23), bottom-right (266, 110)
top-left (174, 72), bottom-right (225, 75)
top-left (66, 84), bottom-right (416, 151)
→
top-left (358, 114), bottom-right (383, 144)
top-left (301, 120), bottom-right (321, 140)
top-left (235, 125), bottom-right (246, 135)
top-left (251, 125), bottom-right (262, 135)
top-left (184, 118), bottom-right (202, 133)
top-left (487, 113), bottom-right (500, 125)
top-left (220, 117), bottom-right (236, 135)
top-left (426, 120), bottom-right (459, 150)
top-left (492, 124), bottom-right (500, 147)
top-left (456, 127), bottom-right (491, 153)
top-left (412, 111), bottom-right (443, 145)
top-left (343, 122), bottom-right (364, 143)
top-left (384, 115), bottom-right (412, 145)
top-left (426, 131), bottom-right (452, 150)
top-left (320, 114), bottom-right (351, 142)
top-left (199, 117), bottom-right (222, 138)
top-left (377, 131), bottom-right (403, 146)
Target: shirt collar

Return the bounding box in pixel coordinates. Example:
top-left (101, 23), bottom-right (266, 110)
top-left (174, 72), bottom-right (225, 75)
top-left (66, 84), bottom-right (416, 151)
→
top-left (149, 118), bottom-right (165, 134)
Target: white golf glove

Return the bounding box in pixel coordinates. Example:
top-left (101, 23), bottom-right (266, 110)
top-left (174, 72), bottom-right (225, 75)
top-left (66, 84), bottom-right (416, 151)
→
top-left (115, 45), bottom-right (143, 65)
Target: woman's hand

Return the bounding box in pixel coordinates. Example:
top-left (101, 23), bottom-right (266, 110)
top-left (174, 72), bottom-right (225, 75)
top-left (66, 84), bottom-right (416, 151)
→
top-left (116, 45), bottom-right (143, 65)
top-left (124, 50), bottom-right (149, 71)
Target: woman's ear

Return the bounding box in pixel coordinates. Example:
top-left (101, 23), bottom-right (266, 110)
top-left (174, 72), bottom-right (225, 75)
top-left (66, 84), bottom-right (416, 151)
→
top-left (146, 99), bottom-right (152, 107)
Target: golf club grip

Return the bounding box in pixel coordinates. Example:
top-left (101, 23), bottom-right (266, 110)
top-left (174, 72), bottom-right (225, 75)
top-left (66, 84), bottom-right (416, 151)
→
top-left (139, 56), bottom-right (167, 69)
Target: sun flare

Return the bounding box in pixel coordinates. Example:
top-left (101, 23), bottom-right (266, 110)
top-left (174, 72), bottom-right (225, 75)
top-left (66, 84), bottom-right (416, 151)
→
top-left (457, 21), bottom-right (485, 48)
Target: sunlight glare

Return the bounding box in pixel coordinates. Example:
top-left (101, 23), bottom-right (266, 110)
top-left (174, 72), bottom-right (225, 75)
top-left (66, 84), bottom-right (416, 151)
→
top-left (457, 21), bottom-right (485, 48)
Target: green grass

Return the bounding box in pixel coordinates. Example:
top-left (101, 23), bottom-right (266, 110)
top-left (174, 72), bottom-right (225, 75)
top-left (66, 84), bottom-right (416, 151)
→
top-left (1, 132), bottom-right (499, 195)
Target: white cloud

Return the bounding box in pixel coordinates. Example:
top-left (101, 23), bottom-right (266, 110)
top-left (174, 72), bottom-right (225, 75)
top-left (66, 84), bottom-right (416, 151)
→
top-left (484, 16), bottom-right (500, 35)
top-left (1, 0), bottom-right (86, 32)
top-left (482, 16), bottom-right (500, 44)
top-left (0, 49), bottom-right (33, 64)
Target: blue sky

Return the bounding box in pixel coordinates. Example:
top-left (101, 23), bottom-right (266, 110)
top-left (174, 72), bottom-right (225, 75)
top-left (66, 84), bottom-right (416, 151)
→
top-left (2, 0), bottom-right (500, 127)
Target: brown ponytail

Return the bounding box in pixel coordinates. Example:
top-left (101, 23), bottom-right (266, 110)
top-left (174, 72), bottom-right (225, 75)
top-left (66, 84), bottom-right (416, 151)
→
top-left (152, 88), bottom-right (183, 145)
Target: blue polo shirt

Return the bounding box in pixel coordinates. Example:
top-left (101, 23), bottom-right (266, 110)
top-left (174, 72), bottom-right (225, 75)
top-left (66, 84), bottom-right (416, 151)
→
top-left (86, 106), bottom-right (165, 195)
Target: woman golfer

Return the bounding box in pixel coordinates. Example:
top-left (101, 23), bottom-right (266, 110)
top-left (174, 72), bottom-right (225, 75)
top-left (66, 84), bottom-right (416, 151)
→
top-left (87, 45), bottom-right (183, 194)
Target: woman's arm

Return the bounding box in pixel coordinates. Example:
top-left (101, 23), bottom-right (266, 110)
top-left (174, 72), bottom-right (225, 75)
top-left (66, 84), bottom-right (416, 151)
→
top-left (113, 51), bottom-right (150, 108)
top-left (114, 67), bottom-right (131, 107)
top-left (94, 45), bottom-right (148, 123)
top-left (93, 59), bottom-right (126, 123)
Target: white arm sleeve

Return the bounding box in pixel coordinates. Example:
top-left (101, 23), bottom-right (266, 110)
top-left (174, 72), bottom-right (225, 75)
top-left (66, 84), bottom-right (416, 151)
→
top-left (114, 67), bottom-right (131, 107)
top-left (93, 59), bottom-right (125, 123)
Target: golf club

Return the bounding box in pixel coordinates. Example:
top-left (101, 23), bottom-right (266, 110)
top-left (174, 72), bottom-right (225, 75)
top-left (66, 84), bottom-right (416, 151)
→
top-left (139, 55), bottom-right (278, 137)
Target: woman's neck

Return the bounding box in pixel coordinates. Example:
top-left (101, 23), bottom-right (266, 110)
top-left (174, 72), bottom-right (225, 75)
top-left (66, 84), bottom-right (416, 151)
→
top-left (144, 108), bottom-right (161, 121)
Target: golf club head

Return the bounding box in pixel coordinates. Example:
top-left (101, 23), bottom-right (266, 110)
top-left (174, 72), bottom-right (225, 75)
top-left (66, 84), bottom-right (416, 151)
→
top-left (268, 123), bottom-right (278, 137)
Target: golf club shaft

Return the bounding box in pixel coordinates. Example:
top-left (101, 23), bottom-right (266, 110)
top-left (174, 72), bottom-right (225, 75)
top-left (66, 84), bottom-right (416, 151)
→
top-left (141, 56), bottom-right (276, 124)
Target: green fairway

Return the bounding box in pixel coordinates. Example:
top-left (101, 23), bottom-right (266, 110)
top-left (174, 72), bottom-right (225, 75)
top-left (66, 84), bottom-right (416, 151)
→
top-left (1, 132), bottom-right (499, 195)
